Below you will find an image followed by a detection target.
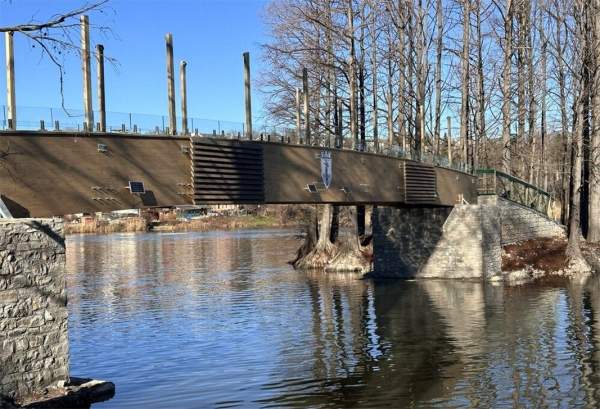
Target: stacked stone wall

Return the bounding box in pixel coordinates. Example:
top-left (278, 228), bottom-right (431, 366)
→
top-left (0, 218), bottom-right (69, 401)
top-left (372, 196), bottom-right (565, 279)
top-left (477, 196), bottom-right (566, 244)
top-left (372, 207), bottom-right (451, 278)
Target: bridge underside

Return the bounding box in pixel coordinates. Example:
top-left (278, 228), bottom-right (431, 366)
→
top-left (0, 132), bottom-right (477, 217)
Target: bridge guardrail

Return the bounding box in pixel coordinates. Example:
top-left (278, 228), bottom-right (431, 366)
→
top-left (1, 104), bottom-right (476, 175)
top-left (476, 168), bottom-right (551, 215)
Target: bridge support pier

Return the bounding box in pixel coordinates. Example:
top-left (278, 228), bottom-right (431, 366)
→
top-left (0, 218), bottom-right (115, 406)
top-left (0, 218), bottom-right (69, 401)
top-left (372, 196), bottom-right (565, 280)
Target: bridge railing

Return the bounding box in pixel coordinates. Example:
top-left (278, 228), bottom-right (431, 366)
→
top-left (1, 104), bottom-right (475, 174)
top-left (0, 105), bottom-right (247, 136)
top-left (476, 168), bottom-right (551, 215)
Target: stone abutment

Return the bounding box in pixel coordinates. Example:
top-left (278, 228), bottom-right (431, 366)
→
top-left (0, 218), bottom-right (69, 403)
top-left (372, 196), bottom-right (566, 279)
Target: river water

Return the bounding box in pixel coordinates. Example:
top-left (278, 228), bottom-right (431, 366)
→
top-left (66, 229), bottom-right (600, 408)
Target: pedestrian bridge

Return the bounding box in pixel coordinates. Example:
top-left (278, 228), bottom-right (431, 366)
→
top-left (0, 130), bottom-right (551, 218)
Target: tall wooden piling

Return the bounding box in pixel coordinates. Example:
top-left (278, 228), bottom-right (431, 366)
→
top-left (5, 32), bottom-right (16, 130)
top-left (165, 33), bottom-right (177, 135)
top-left (96, 44), bottom-right (106, 132)
top-left (81, 15), bottom-right (93, 131)
top-left (180, 61), bottom-right (188, 135)
top-left (243, 52), bottom-right (253, 140)
top-left (295, 88), bottom-right (302, 142)
top-left (447, 116), bottom-right (453, 166)
top-left (302, 68), bottom-right (310, 145)
top-left (337, 98), bottom-right (343, 149)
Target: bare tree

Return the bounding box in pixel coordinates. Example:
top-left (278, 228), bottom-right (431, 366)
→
top-left (1, 1), bottom-right (112, 107)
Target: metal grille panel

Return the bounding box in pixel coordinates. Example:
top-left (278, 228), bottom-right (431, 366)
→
top-left (191, 138), bottom-right (265, 203)
top-left (404, 161), bottom-right (438, 204)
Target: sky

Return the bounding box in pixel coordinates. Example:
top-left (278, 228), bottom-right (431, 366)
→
top-left (0, 0), bottom-right (270, 126)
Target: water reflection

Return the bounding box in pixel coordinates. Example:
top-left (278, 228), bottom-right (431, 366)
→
top-left (66, 230), bottom-right (600, 408)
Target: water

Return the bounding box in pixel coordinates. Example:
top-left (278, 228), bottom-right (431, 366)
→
top-left (67, 229), bottom-right (600, 408)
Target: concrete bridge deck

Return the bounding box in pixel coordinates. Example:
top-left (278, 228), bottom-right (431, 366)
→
top-left (0, 131), bottom-right (478, 217)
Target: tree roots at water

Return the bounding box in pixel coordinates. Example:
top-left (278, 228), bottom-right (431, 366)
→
top-left (291, 205), bottom-right (372, 273)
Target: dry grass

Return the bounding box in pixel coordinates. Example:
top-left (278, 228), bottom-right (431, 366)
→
top-left (154, 215), bottom-right (288, 232)
top-left (65, 214), bottom-right (298, 235)
top-left (65, 217), bottom-right (147, 235)
top-left (502, 238), bottom-right (568, 272)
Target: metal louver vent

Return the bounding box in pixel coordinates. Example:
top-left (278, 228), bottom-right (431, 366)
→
top-left (404, 161), bottom-right (438, 204)
top-left (191, 138), bottom-right (265, 204)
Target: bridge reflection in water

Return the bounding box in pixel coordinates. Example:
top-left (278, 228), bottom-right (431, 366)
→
top-left (67, 230), bottom-right (600, 408)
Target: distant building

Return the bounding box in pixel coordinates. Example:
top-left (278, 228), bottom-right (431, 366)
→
top-left (175, 205), bottom-right (208, 220)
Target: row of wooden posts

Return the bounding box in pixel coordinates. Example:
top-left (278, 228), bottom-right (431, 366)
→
top-left (3, 12), bottom-right (460, 171)
top-left (2, 13), bottom-right (315, 141)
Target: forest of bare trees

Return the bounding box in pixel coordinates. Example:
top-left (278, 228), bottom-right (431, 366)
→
top-left (260, 0), bottom-right (600, 263)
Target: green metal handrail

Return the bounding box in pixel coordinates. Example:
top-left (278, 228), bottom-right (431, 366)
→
top-left (476, 168), bottom-right (551, 215)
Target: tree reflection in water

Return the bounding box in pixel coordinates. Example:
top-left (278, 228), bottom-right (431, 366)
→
top-left (66, 231), bottom-right (600, 408)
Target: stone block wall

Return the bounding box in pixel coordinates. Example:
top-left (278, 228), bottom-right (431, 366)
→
top-left (372, 206), bottom-right (501, 279)
top-left (0, 218), bottom-right (69, 401)
top-left (372, 195), bottom-right (565, 280)
top-left (372, 207), bottom-right (452, 278)
top-left (477, 195), bottom-right (566, 244)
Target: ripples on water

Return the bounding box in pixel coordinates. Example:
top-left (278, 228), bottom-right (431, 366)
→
top-left (66, 230), bottom-right (600, 408)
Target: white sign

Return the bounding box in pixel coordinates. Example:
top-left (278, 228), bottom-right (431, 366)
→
top-left (320, 150), bottom-right (332, 189)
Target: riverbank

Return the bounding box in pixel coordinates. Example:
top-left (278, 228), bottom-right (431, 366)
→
top-left (64, 214), bottom-right (301, 235)
top-left (501, 237), bottom-right (600, 283)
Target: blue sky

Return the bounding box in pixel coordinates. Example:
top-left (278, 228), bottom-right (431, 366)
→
top-left (0, 0), bottom-right (269, 124)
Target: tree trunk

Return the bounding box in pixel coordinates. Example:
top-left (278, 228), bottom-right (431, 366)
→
top-left (539, 8), bottom-right (548, 191)
top-left (567, 89), bottom-right (585, 262)
top-left (589, 0), bottom-right (600, 242)
top-left (371, 13), bottom-right (379, 151)
top-left (347, 0), bottom-right (359, 150)
top-left (556, 10), bottom-right (570, 225)
top-left (526, 2), bottom-right (537, 186)
top-left (434, 0), bottom-right (443, 156)
top-left (516, 2), bottom-right (526, 178)
top-left (475, 0), bottom-right (485, 168)
top-left (502, 0), bottom-right (513, 173)
top-left (397, 1), bottom-right (407, 152)
top-left (460, 0), bottom-right (470, 166)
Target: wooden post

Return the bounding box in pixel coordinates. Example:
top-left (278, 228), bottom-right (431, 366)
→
top-left (81, 15), bottom-right (93, 131)
top-left (180, 60), bottom-right (188, 135)
top-left (96, 44), bottom-right (106, 132)
top-left (295, 87), bottom-right (302, 142)
top-left (165, 33), bottom-right (177, 135)
top-left (302, 68), bottom-right (310, 145)
top-left (337, 99), bottom-right (343, 149)
top-left (5, 32), bottom-right (16, 130)
top-left (447, 116), bottom-right (453, 166)
top-left (243, 52), bottom-right (253, 140)
top-left (420, 104), bottom-right (425, 159)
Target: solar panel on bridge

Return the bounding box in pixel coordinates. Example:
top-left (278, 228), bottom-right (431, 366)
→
top-left (128, 181), bottom-right (145, 194)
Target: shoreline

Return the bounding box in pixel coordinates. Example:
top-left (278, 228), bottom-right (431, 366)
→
top-left (64, 215), bottom-right (300, 236)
